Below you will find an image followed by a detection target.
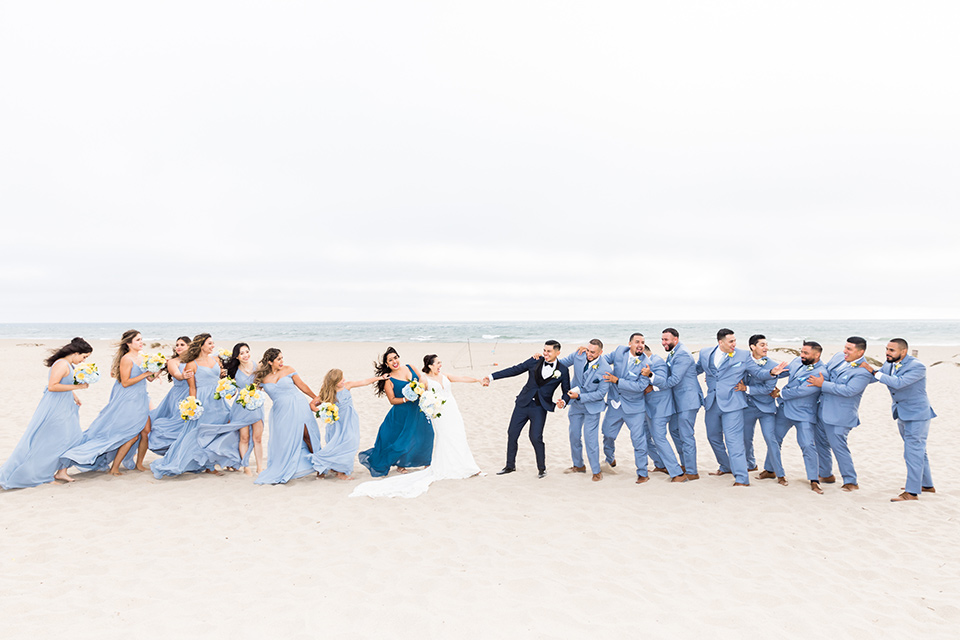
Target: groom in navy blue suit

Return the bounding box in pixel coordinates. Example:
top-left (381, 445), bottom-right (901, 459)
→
top-left (483, 340), bottom-right (571, 478)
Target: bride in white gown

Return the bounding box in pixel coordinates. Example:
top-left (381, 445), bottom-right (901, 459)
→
top-left (350, 355), bottom-right (483, 498)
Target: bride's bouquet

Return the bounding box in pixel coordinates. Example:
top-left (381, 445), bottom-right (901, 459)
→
top-left (402, 379), bottom-right (426, 402)
top-left (141, 351), bottom-right (167, 374)
top-left (214, 376), bottom-right (238, 400)
top-left (179, 396), bottom-right (204, 421)
top-left (315, 402), bottom-right (339, 423)
top-left (235, 384), bottom-right (264, 411)
top-left (218, 349), bottom-right (232, 365)
top-left (418, 387), bottom-right (446, 420)
top-left (73, 363), bottom-right (100, 385)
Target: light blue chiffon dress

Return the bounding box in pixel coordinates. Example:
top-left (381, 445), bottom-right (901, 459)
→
top-left (60, 362), bottom-right (150, 473)
top-left (254, 372), bottom-right (323, 485)
top-left (228, 368), bottom-right (265, 468)
top-left (151, 363), bottom-right (234, 478)
top-left (0, 362), bottom-right (82, 489)
top-left (147, 362), bottom-right (189, 455)
top-left (358, 366), bottom-right (435, 477)
top-left (311, 388), bottom-right (360, 476)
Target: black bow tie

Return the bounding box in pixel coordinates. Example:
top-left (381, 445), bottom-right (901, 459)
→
top-left (543, 361), bottom-right (555, 367)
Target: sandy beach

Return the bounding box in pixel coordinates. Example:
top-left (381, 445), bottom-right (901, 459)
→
top-left (1, 337), bottom-right (958, 638)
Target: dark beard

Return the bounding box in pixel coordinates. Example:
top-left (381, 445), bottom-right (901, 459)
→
top-left (800, 357), bottom-right (814, 366)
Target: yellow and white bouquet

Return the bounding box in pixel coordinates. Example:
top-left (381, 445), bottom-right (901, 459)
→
top-left (214, 376), bottom-right (238, 400)
top-left (141, 351), bottom-right (167, 373)
top-left (73, 362), bottom-right (100, 385)
top-left (418, 387), bottom-right (446, 420)
top-left (235, 384), bottom-right (264, 411)
top-left (315, 402), bottom-right (339, 423)
top-left (402, 379), bottom-right (426, 402)
top-left (179, 396), bottom-right (204, 421)
top-left (218, 349), bottom-right (232, 365)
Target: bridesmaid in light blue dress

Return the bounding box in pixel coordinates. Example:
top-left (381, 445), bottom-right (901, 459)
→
top-left (0, 338), bottom-right (93, 489)
top-left (61, 330), bottom-right (160, 476)
top-left (308, 368), bottom-right (386, 480)
top-left (146, 336), bottom-right (193, 456)
top-left (152, 333), bottom-right (236, 478)
top-left (253, 348), bottom-right (323, 485)
top-left (358, 347), bottom-right (435, 477)
top-left (224, 343), bottom-right (266, 474)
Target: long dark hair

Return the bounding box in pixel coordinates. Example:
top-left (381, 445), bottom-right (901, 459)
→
top-left (110, 330), bottom-right (140, 379)
top-left (45, 337), bottom-right (93, 367)
top-left (374, 347), bottom-right (399, 397)
top-left (225, 342), bottom-right (248, 378)
top-left (180, 333), bottom-right (212, 365)
top-left (422, 354), bottom-right (438, 374)
top-left (166, 335), bottom-right (191, 382)
top-left (253, 348), bottom-right (282, 387)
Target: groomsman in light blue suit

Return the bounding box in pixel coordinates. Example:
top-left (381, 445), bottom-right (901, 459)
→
top-left (696, 328), bottom-right (787, 486)
top-left (860, 338), bottom-right (936, 502)
top-left (600, 333), bottom-right (653, 483)
top-left (557, 339), bottom-right (612, 482)
top-left (807, 336), bottom-right (876, 492)
top-left (639, 346), bottom-right (686, 482)
top-left (768, 341), bottom-right (827, 493)
top-left (738, 334), bottom-right (781, 477)
top-left (660, 328), bottom-right (703, 480)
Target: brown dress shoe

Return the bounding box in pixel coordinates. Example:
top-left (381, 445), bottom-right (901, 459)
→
top-left (747, 467), bottom-right (758, 472)
top-left (841, 483), bottom-right (859, 492)
top-left (651, 467), bottom-right (668, 474)
top-left (922, 486), bottom-right (936, 493)
top-left (685, 473), bottom-right (700, 481)
top-left (670, 475), bottom-right (687, 483)
top-left (592, 473), bottom-right (602, 482)
top-left (564, 466), bottom-right (587, 474)
top-left (708, 469), bottom-right (730, 476)
top-left (609, 460), bottom-right (617, 467)
top-left (891, 491), bottom-right (918, 502)
top-left (777, 477), bottom-right (789, 486)
top-left (635, 475), bottom-right (649, 484)
top-left (810, 481), bottom-right (823, 494)
top-left (757, 470), bottom-right (777, 480)
top-left (819, 475), bottom-right (837, 484)
top-left (733, 482), bottom-right (750, 487)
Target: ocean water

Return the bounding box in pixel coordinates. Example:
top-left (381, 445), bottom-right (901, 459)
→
top-left (1, 320), bottom-right (958, 346)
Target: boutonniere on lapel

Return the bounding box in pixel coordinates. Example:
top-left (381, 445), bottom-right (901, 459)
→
top-left (850, 361), bottom-right (860, 368)
top-left (757, 358), bottom-right (768, 366)
top-left (633, 357), bottom-right (641, 366)
top-left (894, 363), bottom-right (902, 371)
top-left (726, 351), bottom-right (735, 358)
top-left (804, 364), bottom-right (814, 371)
top-left (552, 370), bottom-right (561, 379)
top-left (590, 363), bottom-right (599, 371)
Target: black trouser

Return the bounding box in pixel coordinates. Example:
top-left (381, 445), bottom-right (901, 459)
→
top-left (506, 400), bottom-right (548, 472)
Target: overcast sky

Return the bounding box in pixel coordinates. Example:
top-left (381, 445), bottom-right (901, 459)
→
top-left (1, 1), bottom-right (957, 323)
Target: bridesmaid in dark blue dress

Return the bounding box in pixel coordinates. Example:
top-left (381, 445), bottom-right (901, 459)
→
top-left (0, 338), bottom-right (93, 489)
top-left (358, 347), bottom-right (435, 477)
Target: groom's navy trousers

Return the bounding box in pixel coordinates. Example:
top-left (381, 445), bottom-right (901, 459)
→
top-left (506, 399), bottom-right (549, 472)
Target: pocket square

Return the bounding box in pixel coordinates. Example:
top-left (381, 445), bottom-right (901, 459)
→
top-left (732, 362), bottom-right (743, 368)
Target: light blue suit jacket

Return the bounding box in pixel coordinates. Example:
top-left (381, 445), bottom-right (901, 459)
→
top-left (603, 346), bottom-right (650, 415)
top-left (818, 352), bottom-right (876, 427)
top-left (645, 355), bottom-right (675, 419)
top-left (744, 356), bottom-right (779, 414)
top-left (558, 352), bottom-right (612, 415)
top-left (776, 357), bottom-right (825, 423)
top-left (664, 342), bottom-right (703, 412)
top-left (876, 356), bottom-right (936, 421)
top-left (697, 346), bottom-right (768, 412)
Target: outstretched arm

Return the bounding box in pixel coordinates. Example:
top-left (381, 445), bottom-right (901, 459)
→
top-left (291, 371), bottom-right (317, 399)
top-left (343, 374), bottom-right (389, 390)
top-left (446, 374), bottom-right (481, 383)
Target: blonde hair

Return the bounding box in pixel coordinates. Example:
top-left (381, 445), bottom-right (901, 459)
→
top-left (110, 330), bottom-right (140, 379)
top-left (317, 369), bottom-right (343, 404)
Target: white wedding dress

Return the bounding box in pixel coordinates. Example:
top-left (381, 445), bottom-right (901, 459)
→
top-left (350, 375), bottom-right (482, 498)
